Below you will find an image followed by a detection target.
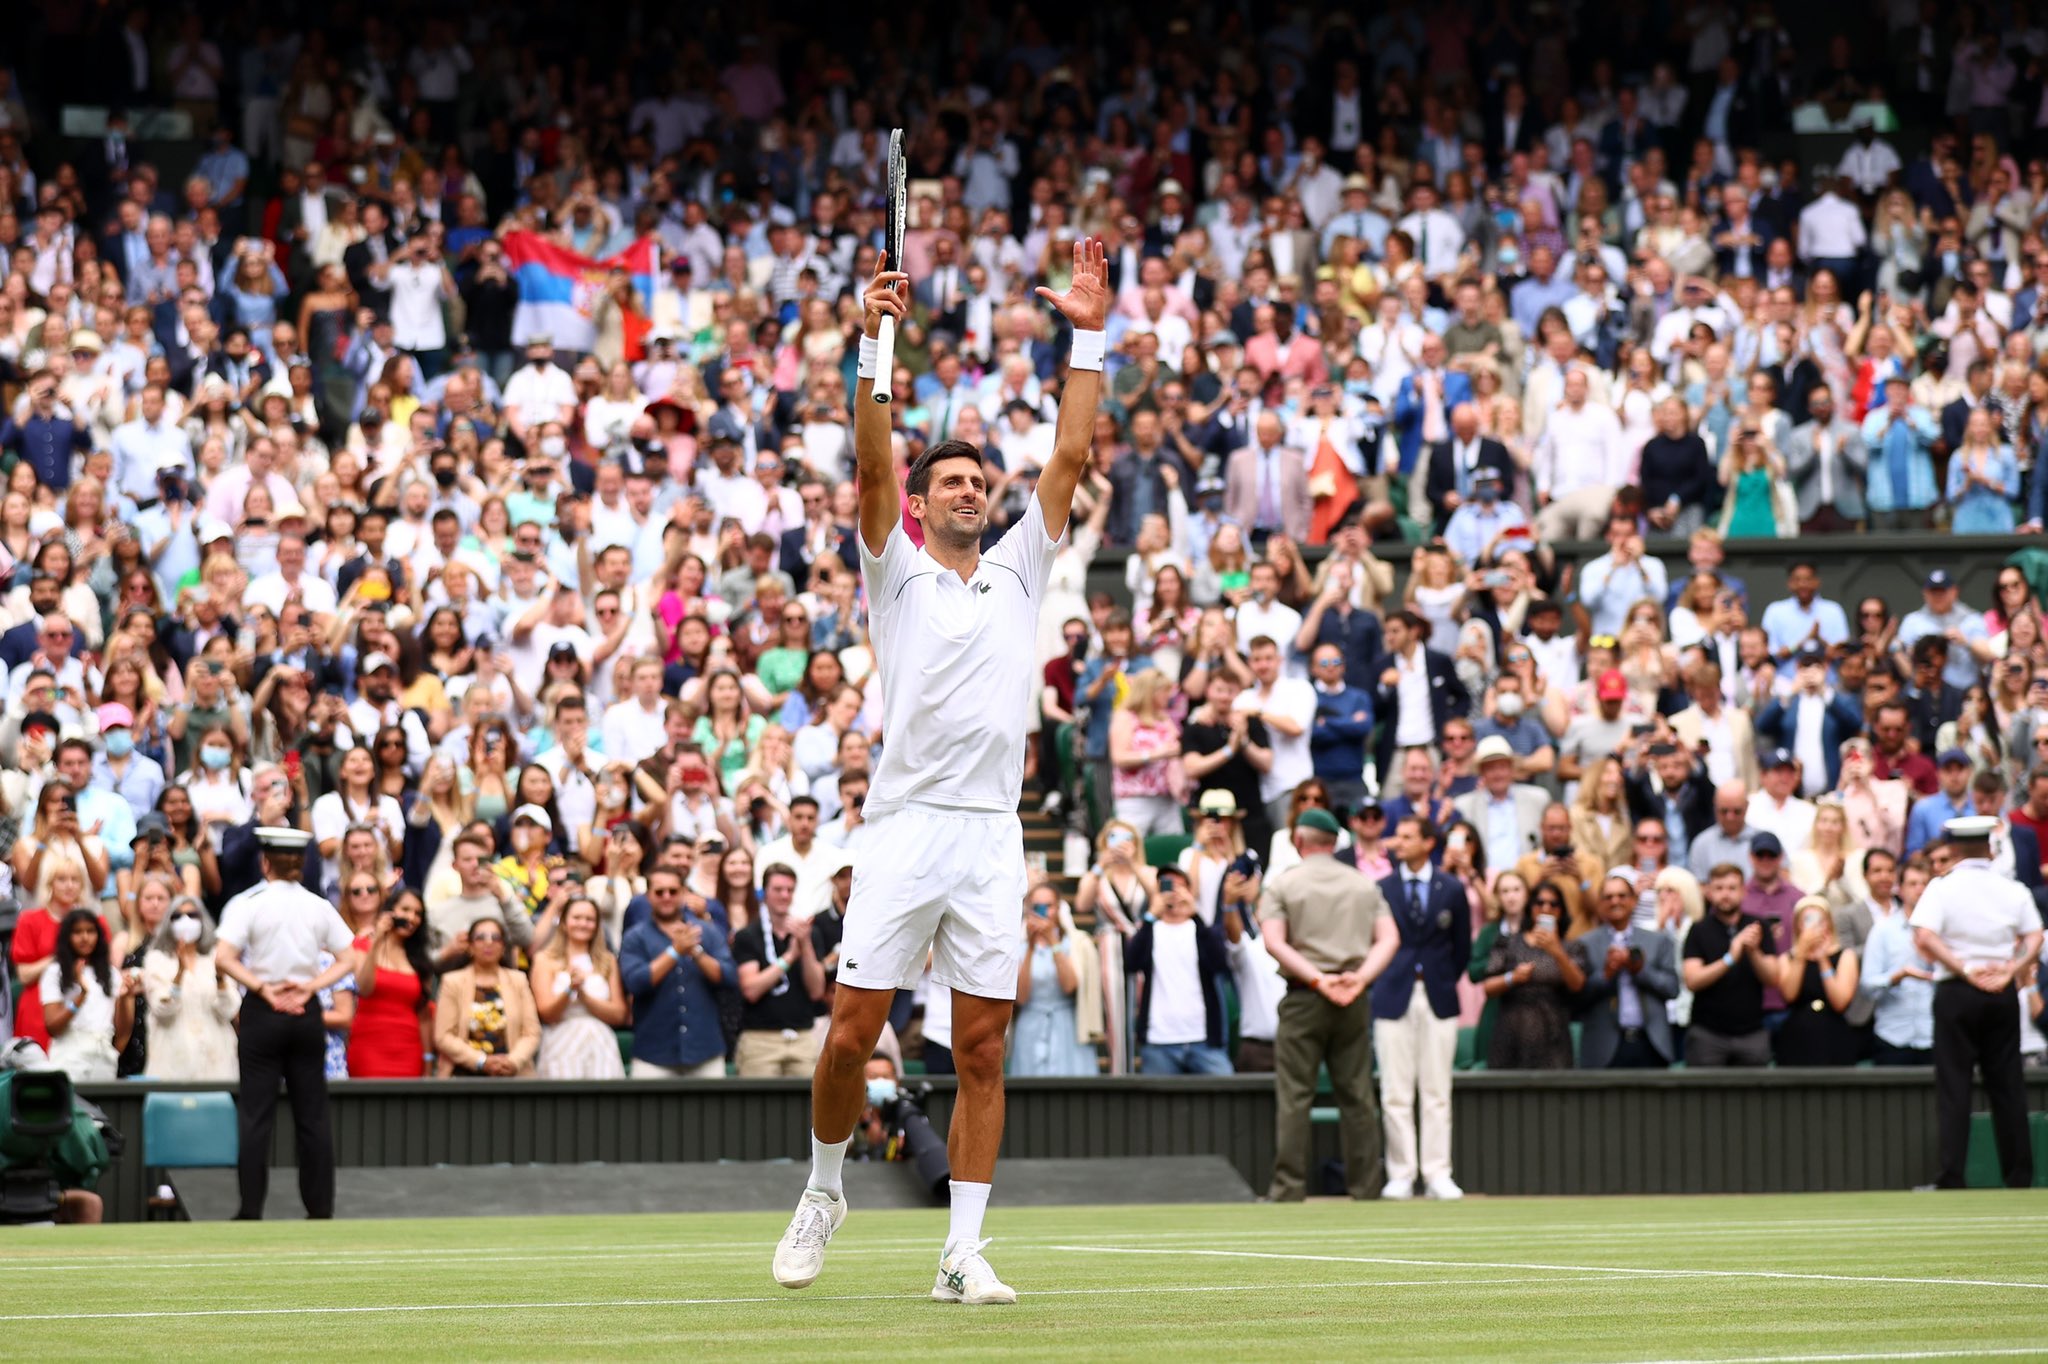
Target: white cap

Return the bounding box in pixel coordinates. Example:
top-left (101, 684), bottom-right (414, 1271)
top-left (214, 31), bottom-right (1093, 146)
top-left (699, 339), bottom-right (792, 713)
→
top-left (1944, 815), bottom-right (2001, 841)
top-left (1474, 735), bottom-right (1517, 766)
top-left (358, 651), bottom-right (396, 674)
top-left (199, 518), bottom-right (234, 542)
top-left (255, 826), bottom-right (315, 851)
top-left (512, 804), bottom-right (553, 832)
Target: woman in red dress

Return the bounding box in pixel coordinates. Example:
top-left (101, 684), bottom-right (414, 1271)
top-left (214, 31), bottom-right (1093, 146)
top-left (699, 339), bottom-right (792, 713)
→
top-left (345, 888), bottom-right (436, 1078)
top-left (10, 854), bottom-right (106, 1051)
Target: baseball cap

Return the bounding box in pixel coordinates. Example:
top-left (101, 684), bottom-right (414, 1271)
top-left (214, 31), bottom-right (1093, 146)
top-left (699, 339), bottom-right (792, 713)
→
top-left (1936, 747), bottom-right (1972, 767)
top-left (1924, 569), bottom-right (1956, 590)
top-left (1750, 831), bottom-right (1785, 857)
top-left (1795, 642), bottom-right (1827, 666)
top-left (95, 702), bottom-right (134, 730)
top-left (548, 641), bottom-right (581, 662)
top-left (1595, 669), bottom-right (1628, 701)
top-left (132, 812), bottom-right (171, 842)
top-left (1296, 808), bottom-right (1343, 837)
top-left (1762, 748), bottom-right (1798, 771)
top-left (512, 804), bottom-right (553, 832)
top-left (359, 651), bottom-right (396, 675)
top-left (20, 710), bottom-right (60, 738)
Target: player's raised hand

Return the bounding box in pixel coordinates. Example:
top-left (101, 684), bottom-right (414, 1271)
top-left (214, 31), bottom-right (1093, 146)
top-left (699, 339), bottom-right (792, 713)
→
top-left (863, 253), bottom-right (909, 336)
top-left (1036, 237), bottom-right (1109, 331)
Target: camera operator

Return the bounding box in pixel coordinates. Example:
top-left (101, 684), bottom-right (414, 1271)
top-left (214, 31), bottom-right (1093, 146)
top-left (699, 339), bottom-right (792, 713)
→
top-left (853, 1053), bottom-right (950, 1199)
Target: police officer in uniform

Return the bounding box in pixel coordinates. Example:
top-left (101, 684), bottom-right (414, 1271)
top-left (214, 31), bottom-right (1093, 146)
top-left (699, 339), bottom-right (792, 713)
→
top-left (1910, 815), bottom-right (2044, 1189)
top-left (213, 827), bottom-right (362, 1219)
top-left (1258, 807), bottom-right (1400, 1201)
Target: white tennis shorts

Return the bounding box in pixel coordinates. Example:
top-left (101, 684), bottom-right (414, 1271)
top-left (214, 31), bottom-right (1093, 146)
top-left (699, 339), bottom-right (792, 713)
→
top-left (836, 804), bottom-right (1029, 1001)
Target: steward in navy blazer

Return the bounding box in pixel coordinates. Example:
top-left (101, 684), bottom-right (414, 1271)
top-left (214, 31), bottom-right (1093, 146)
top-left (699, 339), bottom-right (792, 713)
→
top-left (1371, 865), bottom-right (1470, 1021)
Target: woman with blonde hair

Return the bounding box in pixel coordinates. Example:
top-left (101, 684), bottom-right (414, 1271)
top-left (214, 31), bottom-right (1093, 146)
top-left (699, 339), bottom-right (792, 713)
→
top-left (530, 896), bottom-right (630, 1078)
top-left (1771, 895), bottom-right (1862, 1066)
top-left (1571, 755), bottom-right (1634, 872)
top-left (1193, 523), bottom-right (1252, 607)
top-left (1074, 820), bottom-right (1156, 937)
top-left (1108, 671), bottom-right (1185, 837)
top-left (736, 723), bottom-right (812, 811)
top-left (1716, 420), bottom-right (1793, 538)
top-left (1790, 800), bottom-right (1867, 911)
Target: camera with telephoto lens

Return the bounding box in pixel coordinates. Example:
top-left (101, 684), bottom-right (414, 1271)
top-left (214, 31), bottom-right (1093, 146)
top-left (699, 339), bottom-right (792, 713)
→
top-left (0, 1045), bottom-right (119, 1225)
top-left (876, 1079), bottom-right (950, 1201)
top-left (1229, 847), bottom-right (1262, 880)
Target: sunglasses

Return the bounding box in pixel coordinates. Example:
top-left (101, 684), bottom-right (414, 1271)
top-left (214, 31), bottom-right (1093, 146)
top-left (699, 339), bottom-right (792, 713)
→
top-left (350, 886), bottom-right (382, 896)
top-left (1588, 636), bottom-right (1618, 650)
top-left (1636, 833), bottom-right (1668, 843)
top-left (469, 932), bottom-right (504, 944)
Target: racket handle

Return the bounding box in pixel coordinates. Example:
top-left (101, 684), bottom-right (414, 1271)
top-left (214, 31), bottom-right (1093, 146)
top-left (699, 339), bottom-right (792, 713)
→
top-left (872, 315), bottom-right (898, 404)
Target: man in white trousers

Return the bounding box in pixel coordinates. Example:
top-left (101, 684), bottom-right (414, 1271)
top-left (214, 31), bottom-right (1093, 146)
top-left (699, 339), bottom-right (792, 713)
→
top-left (1372, 815), bottom-right (1469, 1200)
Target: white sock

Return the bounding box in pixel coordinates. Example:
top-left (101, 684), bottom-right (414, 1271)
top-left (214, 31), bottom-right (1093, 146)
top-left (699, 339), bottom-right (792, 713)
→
top-left (945, 1180), bottom-right (991, 1257)
top-left (808, 1132), bottom-right (850, 1197)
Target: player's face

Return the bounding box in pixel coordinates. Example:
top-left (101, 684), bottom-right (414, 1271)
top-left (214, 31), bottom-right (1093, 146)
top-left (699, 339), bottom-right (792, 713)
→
top-left (912, 457), bottom-right (987, 541)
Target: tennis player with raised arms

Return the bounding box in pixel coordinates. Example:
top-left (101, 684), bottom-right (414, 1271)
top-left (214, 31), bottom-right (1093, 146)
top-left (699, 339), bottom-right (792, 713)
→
top-left (772, 237), bottom-right (1109, 1304)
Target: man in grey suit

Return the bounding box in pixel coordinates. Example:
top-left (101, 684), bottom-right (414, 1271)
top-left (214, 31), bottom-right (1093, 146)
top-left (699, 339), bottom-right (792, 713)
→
top-left (1224, 410), bottom-right (1311, 546)
top-left (1783, 383), bottom-right (1869, 534)
top-left (1576, 872), bottom-right (1679, 1068)
top-left (1452, 737), bottom-right (1549, 872)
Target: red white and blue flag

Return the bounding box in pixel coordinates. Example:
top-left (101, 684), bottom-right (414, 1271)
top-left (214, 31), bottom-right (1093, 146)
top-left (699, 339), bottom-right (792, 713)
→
top-left (502, 231), bottom-right (659, 352)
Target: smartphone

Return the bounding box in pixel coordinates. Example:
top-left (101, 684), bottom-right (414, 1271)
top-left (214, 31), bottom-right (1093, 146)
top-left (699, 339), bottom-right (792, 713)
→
top-left (1446, 830), bottom-right (1468, 852)
top-left (1630, 723), bottom-right (1652, 738)
top-left (283, 749), bottom-right (302, 780)
top-left (61, 793), bottom-right (78, 813)
top-left (1031, 902), bottom-right (1052, 918)
top-left (1535, 913), bottom-right (1557, 934)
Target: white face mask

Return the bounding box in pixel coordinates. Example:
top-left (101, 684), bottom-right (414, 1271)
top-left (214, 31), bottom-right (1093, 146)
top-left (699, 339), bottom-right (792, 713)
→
top-left (1495, 693), bottom-right (1526, 720)
top-left (538, 436), bottom-right (567, 459)
top-left (170, 915), bottom-right (202, 944)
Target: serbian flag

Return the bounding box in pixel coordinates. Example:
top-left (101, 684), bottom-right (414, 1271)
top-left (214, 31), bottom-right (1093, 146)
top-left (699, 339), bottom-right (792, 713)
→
top-left (502, 231), bottom-right (659, 352)
top-left (1307, 432), bottom-right (1358, 544)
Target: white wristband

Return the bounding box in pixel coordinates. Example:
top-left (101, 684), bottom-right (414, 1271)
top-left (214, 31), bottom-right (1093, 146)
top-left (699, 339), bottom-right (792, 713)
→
top-left (1069, 329), bottom-right (1106, 373)
top-left (857, 334), bottom-right (879, 379)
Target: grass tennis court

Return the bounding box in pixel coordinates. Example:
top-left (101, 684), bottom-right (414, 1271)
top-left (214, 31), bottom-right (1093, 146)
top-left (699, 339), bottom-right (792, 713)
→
top-left (2, 1191), bottom-right (2043, 1361)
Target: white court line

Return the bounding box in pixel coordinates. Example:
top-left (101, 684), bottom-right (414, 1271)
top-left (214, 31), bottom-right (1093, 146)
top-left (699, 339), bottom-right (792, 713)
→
top-left (1626, 1352), bottom-right (2048, 1364)
top-left (0, 1272), bottom-right (1678, 1323)
top-left (1622, 1343), bottom-right (2048, 1351)
top-left (7, 1212), bottom-right (2044, 1269)
top-left (0, 1225), bottom-right (2031, 1274)
top-left (1052, 1246), bottom-right (2048, 1293)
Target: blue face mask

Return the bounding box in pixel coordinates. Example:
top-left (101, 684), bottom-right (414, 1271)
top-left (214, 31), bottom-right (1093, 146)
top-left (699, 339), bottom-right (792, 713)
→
top-left (1344, 379), bottom-right (1374, 398)
top-left (865, 1077), bottom-right (898, 1107)
top-left (104, 731), bottom-right (134, 758)
top-left (1498, 245), bottom-right (1521, 268)
top-left (201, 747), bottom-right (231, 770)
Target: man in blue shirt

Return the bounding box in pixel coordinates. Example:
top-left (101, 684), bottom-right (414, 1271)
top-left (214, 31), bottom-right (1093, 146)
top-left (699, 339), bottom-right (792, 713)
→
top-left (619, 865), bottom-right (738, 1078)
top-left (1306, 644), bottom-right (1375, 810)
top-left (1758, 561), bottom-right (1850, 665)
top-left (0, 375), bottom-right (92, 492)
top-left (1856, 850), bottom-right (1936, 1065)
top-left (1906, 749), bottom-right (1977, 854)
top-left (1896, 570), bottom-right (1988, 693)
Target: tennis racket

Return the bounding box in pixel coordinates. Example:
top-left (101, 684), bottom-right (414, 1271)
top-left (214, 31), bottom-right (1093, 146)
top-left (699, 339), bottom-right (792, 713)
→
top-left (873, 128), bottom-right (906, 405)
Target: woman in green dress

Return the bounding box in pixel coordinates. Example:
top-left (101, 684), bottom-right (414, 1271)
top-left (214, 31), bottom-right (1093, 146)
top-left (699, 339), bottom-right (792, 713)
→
top-left (1716, 423), bottom-right (1789, 539)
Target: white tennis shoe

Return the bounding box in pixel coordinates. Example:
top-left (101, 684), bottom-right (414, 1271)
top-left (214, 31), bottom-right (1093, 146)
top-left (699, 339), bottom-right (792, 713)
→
top-left (931, 1238), bottom-right (1016, 1305)
top-left (772, 1187), bottom-right (847, 1289)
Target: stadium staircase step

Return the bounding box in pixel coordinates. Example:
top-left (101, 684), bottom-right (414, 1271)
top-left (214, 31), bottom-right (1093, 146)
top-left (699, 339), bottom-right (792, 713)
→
top-left (1019, 778), bottom-right (1089, 925)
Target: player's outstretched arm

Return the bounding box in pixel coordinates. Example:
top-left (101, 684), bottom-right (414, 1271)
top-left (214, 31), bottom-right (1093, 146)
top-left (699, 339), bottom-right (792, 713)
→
top-left (1032, 237), bottom-right (1111, 539)
top-left (854, 255), bottom-right (910, 556)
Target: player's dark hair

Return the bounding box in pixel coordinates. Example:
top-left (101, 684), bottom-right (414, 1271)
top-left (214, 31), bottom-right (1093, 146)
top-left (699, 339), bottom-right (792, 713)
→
top-left (790, 795), bottom-right (820, 814)
top-left (761, 862), bottom-right (799, 891)
top-left (907, 439), bottom-right (983, 498)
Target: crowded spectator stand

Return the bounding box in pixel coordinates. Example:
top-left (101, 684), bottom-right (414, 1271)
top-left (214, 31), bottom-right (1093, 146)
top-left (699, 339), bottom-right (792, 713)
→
top-left (0, 2), bottom-right (2045, 1134)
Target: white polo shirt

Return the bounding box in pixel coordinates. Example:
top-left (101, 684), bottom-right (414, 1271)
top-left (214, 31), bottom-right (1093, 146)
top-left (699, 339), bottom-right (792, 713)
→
top-left (859, 494), bottom-right (1061, 818)
top-left (1911, 858), bottom-right (2043, 979)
